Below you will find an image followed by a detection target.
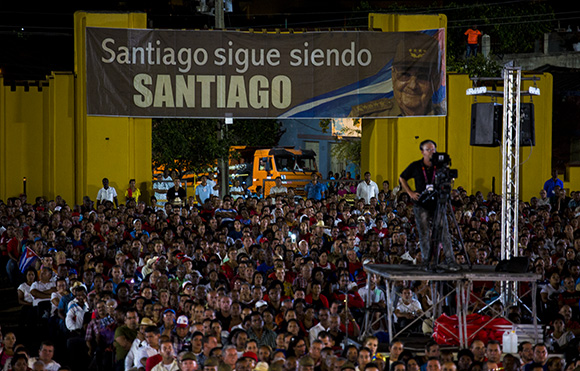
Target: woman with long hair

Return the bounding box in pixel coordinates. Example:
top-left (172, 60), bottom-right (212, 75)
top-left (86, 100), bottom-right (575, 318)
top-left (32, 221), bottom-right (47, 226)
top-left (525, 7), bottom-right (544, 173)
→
top-left (17, 268), bottom-right (37, 327)
top-left (0, 332), bottom-right (17, 369)
top-left (288, 336), bottom-right (308, 358)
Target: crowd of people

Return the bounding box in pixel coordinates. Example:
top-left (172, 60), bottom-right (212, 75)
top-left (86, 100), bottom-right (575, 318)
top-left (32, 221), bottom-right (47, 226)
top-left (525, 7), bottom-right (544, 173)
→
top-left (0, 168), bottom-right (579, 371)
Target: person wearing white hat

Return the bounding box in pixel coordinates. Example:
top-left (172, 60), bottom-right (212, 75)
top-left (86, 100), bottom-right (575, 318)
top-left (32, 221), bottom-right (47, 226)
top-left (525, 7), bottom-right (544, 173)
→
top-left (254, 361), bottom-right (270, 371)
top-left (173, 315), bottom-right (192, 354)
top-left (65, 283), bottom-right (89, 332)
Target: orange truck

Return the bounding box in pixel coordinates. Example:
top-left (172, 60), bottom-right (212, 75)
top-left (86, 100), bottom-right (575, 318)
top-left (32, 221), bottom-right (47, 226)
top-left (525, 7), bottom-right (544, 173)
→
top-left (230, 146), bottom-right (320, 196)
top-left (153, 146), bottom-right (320, 198)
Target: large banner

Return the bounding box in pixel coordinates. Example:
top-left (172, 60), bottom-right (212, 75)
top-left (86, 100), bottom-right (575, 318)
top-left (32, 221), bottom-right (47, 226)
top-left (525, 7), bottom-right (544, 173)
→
top-left (86, 27), bottom-right (446, 119)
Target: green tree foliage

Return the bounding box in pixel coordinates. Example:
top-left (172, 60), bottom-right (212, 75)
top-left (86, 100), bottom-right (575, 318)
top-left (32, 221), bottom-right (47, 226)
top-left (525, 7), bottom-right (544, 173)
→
top-left (152, 118), bottom-right (284, 176)
top-left (447, 53), bottom-right (503, 78)
top-left (332, 136), bottom-right (361, 171)
top-left (152, 118), bottom-right (227, 176)
top-left (445, 2), bottom-right (554, 57)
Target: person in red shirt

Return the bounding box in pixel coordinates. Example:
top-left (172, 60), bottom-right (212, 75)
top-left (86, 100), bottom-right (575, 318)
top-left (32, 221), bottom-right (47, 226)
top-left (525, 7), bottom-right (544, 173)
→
top-left (372, 217), bottom-right (389, 239)
top-left (329, 273), bottom-right (364, 310)
top-left (6, 228), bottom-right (24, 285)
top-left (345, 249), bottom-right (362, 278)
top-left (305, 280), bottom-right (329, 310)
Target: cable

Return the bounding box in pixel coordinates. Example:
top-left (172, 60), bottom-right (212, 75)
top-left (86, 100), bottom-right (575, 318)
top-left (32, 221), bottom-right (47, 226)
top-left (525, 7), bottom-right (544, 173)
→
top-left (0, 1), bottom-right (568, 29)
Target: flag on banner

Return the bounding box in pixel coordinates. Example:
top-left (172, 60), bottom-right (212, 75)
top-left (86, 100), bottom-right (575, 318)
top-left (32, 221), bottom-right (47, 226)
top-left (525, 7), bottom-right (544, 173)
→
top-left (280, 62), bottom-right (393, 118)
top-left (18, 246), bottom-right (39, 273)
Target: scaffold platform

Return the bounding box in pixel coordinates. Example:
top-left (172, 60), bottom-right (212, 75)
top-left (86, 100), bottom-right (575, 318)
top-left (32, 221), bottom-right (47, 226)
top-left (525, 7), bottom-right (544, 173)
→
top-left (362, 264), bottom-right (541, 348)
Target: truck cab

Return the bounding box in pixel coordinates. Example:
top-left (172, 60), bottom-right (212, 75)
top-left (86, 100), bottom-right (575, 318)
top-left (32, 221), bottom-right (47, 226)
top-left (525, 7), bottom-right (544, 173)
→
top-left (231, 146), bottom-right (319, 196)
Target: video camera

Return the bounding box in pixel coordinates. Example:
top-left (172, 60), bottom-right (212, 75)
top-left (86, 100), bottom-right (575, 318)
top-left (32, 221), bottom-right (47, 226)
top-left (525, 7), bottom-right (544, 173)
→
top-left (430, 152), bottom-right (458, 195)
top-left (417, 152), bottom-right (458, 210)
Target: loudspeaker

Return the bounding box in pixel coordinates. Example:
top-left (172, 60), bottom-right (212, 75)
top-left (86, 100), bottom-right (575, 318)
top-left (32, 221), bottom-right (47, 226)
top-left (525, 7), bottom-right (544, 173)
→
top-left (495, 257), bottom-right (530, 273)
top-left (520, 103), bottom-right (535, 146)
top-left (470, 103), bottom-right (536, 147)
top-left (470, 103), bottom-right (502, 147)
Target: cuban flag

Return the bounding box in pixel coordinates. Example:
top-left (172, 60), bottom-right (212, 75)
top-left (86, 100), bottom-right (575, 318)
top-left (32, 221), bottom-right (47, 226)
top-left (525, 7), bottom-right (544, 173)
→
top-left (280, 61), bottom-right (393, 118)
top-left (18, 246), bottom-right (40, 273)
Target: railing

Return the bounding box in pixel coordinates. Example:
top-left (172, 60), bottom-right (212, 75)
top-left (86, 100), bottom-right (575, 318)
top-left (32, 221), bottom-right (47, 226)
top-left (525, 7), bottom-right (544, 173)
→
top-left (262, 178), bottom-right (360, 200)
top-left (152, 180), bottom-right (188, 207)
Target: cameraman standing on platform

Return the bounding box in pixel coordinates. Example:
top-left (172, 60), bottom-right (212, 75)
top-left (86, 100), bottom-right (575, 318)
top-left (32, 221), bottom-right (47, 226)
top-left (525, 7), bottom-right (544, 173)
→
top-left (399, 139), bottom-right (460, 272)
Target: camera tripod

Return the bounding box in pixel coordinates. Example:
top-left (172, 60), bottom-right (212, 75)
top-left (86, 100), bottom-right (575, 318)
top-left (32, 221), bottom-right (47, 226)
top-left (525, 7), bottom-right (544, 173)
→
top-left (426, 189), bottom-right (472, 271)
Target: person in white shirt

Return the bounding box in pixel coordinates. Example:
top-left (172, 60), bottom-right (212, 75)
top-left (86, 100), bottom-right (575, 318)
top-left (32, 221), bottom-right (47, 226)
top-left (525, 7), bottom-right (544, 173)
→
top-left (208, 174), bottom-right (220, 198)
top-left (356, 172), bottom-right (379, 205)
top-left (153, 170), bottom-right (173, 207)
top-left (308, 308), bottom-right (330, 345)
top-left (134, 326), bottom-right (161, 370)
top-left (125, 318), bottom-right (156, 370)
top-left (394, 287), bottom-right (423, 333)
top-left (358, 274), bottom-right (386, 308)
top-left (65, 284), bottom-right (89, 332)
top-left (27, 341), bottom-right (61, 371)
top-left (269, 177), bottom-right (288, 196)
top-left (30, 266), bottom-right (56, 321)
top-left (151, 339), bottom-right (180, 371)
top-left (17, 268), bottom-right (38, 312)
top-left (96, 177), bottom-right (119, 208)
top-left (50, 278), bottom-right (68, 318)
top-left (230, 179), bottom-right (246, 200)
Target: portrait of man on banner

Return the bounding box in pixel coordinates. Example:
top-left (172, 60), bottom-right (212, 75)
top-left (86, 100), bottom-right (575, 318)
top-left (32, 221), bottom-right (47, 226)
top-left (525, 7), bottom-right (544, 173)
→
top-left (348, 31), bottom-right (445, 118)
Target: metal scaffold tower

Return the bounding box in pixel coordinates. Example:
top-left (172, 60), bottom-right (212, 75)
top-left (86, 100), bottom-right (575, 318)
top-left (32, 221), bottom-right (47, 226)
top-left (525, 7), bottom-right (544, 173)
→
top-left (501, 67), bottom-right (522, 307)
top-left (467, 66), bottom-right (540, 309)
top-left (357, 68), bottom-right (545, 346)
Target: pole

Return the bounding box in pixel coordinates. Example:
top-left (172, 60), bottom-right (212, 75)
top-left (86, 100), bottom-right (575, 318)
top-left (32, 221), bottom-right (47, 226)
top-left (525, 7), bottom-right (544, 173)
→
top-left (217, 120), bottom-right (228, 197)
top-left (501, 67), bottom-right (521, 308)
top-left (214, 7), bottom-right (226, 197)
top-left (385, 281), bottom-right (394, 341)
top-left (215, 0), bottom-right (224, 29)
top-left (363, 273), bottom-right (372, 338)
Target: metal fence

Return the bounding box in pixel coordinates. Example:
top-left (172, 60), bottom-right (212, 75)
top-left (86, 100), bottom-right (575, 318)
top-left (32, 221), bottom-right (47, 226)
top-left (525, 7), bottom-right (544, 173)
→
top-left (262, 178), bottom-right (360, 200)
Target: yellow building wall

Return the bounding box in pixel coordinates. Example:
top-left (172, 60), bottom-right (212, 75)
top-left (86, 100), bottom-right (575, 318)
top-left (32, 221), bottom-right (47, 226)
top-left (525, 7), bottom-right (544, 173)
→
top-left (0, 12), bottom-right (151, 205)
top-left (446, 73), bottom-right (553, 201)
top-left (74, 12), bottom-right (151, 205)
top-left (0, 82), bottom-right (45, 200)
top-left (361, 13), bottom-right (553, 202)
top-left (362, 13), bottom-right (449, 189)
top-left (0, 73), bottom-right (76, 202)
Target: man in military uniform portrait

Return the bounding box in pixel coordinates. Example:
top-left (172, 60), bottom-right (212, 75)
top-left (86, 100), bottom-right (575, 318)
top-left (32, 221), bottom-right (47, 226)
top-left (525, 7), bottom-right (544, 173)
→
top-left (349, 31), bottom-right (443, 118)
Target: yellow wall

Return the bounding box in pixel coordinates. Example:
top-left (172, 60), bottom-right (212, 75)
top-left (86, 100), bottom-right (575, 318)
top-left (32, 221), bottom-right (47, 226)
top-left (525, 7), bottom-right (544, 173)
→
top-left (361, 13), bottom-right (553, 202)
top-left (446, 73), bottom-right (553, 201)
top-left (74, 12), bottom-right (152, 205)
top-left (0, 12), bottom-right (151, 205)
top-left (566, 168), bottom-right (580, 192)
top-left (362, 13), bottom-right (449, 189)
top-left (0, 73), bottom-right (76, 202)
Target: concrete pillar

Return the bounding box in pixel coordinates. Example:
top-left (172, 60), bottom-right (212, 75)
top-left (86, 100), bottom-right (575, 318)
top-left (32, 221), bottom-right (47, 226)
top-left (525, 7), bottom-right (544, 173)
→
top-left (482, 34), bottom-right (491, 58)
